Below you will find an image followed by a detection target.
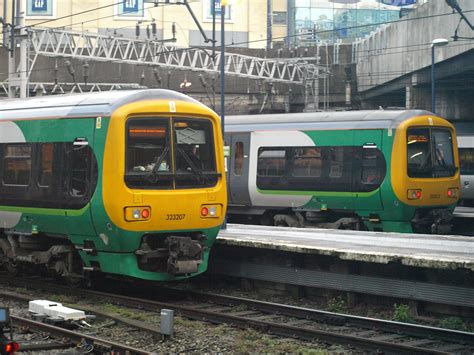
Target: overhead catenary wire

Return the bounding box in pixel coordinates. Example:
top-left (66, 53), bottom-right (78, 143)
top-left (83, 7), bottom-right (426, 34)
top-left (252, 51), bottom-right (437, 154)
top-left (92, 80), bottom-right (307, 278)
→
top-left (0, 4), bottom-right (473, 96)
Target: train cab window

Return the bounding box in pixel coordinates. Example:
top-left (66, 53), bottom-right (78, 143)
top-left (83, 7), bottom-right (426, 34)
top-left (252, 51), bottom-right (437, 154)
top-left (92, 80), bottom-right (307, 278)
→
top-left (173, 118), bottom-right (217, 188)
top-left (126, 117), bottom-right (218, 189)
top-left (407, 128), bottom-right (455, 178)
top-left (3, 144), bottom-right (31, 186)
top-left (292, 147), bottom-right (322, 177)
top-left (126, 118), bottom-right (172, 189)
top-left (432, 129), bottom-right (455, 177)
top-left (257, 148), bottom-right (286, 177)
top-left (38, 143), bottom-right (53, 187)
top-left (233, 142), bottom-right (244, 176)
top-left (459, 148), bottom-right (474, 175)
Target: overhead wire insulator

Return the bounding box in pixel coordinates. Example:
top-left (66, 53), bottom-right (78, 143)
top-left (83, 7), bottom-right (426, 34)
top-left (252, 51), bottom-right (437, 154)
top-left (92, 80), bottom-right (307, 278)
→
top-left (83, 61), bottom-right (90, 86)
top-left (172, 22), bottom-right (176, 39)
top-left (198, 74), bottom-right (207, 88)
top-left (153, 68), bottom-right (162, 85)
top-left (65, 59), bottom-right (76, 81)
top-left (136, 23), bottom-right (140, 38)
top-left (54, 59), bottom-right (59, 85)
top-left (151, 21), bottom-right (157, 37)
top-left (146, 25), bottom-right (150, 39)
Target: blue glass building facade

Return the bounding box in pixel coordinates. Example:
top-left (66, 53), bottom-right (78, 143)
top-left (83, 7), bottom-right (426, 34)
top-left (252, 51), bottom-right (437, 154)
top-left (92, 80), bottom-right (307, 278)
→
top-left (289, 0), bottom-right (426, 45)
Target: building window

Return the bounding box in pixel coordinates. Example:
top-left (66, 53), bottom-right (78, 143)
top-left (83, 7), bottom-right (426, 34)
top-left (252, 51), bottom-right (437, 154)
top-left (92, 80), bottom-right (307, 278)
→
top-left (273, 11), bottom-right (287, 25)
top-left (26, 0), bottom-right (55, 18)
top-left (204, 0), bottom-right (232, 21)
top-left (3, 144), bottom-right (31, 186)
top-left (115, 0), bottom-right (145, 19)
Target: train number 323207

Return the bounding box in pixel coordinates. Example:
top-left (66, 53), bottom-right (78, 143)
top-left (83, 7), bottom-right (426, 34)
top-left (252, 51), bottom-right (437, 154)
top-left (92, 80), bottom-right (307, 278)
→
top-left (166, 214), bottom-right (186, 221)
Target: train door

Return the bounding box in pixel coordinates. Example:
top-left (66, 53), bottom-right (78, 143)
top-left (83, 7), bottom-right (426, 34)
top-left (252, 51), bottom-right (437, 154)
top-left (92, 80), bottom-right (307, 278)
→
top-left (227, 133), bottom-right (251, 206)
top-left (62, 118), bottom-right (98, 237)
top-left (353, 130), bottom-right (384, 211)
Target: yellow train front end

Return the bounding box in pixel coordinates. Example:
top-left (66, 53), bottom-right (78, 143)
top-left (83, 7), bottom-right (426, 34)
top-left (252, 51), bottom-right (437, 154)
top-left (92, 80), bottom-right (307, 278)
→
top-left (391, 114), bottom-right (460, 233)
top-left (101, 98), bottom-right (227, 280)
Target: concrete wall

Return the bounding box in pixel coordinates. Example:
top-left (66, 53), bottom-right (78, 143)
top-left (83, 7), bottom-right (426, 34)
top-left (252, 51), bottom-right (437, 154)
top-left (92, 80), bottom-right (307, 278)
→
top-left (356, 0), bottom-right (474, 91)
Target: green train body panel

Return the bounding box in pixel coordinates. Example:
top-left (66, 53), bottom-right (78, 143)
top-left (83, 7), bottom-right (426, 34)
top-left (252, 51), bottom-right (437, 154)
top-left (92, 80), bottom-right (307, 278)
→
top-left (226, 110), bottom-right (459, 233)
top-left (0, 117), bottom-right (222, 280)
top-left (0, 90), bottom-right (227, 282)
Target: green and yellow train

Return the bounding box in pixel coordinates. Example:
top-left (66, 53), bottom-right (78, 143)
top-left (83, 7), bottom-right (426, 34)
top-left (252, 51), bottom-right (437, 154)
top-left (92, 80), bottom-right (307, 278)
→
top-left (0, 90), bottom-right (227, 283)
top-left (225, 110), bottom-right (460, 234)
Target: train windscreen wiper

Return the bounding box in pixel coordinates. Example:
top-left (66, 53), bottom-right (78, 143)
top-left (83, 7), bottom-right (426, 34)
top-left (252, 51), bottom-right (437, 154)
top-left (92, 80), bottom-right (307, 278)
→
top-left (174, 146), bottom-right (212, 183)
top-left (147, 146), bottom-right (171, 181)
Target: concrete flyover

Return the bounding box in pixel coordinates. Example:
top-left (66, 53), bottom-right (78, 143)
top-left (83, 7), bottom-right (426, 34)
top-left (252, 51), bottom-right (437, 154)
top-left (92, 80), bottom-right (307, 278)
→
top-left (354, 0), bottom-right (474, 121)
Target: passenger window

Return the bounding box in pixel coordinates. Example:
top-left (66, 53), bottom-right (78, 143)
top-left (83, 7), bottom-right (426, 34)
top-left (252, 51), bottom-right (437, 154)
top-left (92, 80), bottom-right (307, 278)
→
top-left (233, 142), bottom-right (244, 176)
top-left (329, 147), bottom-right (343, 178)
top-left (257, 148), bottom-right (286, 177)
top-left (70, 145), bottom-right (90, 197)
top-left (361, 148), bottom-right (381, 184)
top-left (39, 143), bottom-right (53, 187)
top-left (459, 148), bottom-right (474, 175)
top-left (292, 147), bottom-right (322, 177)
top-left (3, 144), bottom-right (31, 186)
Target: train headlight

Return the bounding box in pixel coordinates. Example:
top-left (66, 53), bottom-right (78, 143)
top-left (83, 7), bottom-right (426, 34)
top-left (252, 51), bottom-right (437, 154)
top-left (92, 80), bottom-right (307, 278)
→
top-left (447, 188), bottom-right (459, 198)
top-left (125, 206), bottom-right (151, 221)
top-left (407, 189), bottom-right (422, 200)
top-left (200, 204), bottom-right (222, 218)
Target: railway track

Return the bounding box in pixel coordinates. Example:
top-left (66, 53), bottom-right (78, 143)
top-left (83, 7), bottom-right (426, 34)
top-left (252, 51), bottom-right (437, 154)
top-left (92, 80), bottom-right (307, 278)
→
top-left (9, 315), bottom-right (150, 354)
top-left (1, 276), bottom-right (473, 354)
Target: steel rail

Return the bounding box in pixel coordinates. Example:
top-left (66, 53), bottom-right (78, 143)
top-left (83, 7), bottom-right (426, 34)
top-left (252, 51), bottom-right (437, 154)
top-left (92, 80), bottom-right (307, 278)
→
top-left (11, 315), bottom-right (150, 355)
top-left (173, 288), bottom-right (474, 346)
top-left (1, 276), bottom-right (472, 354)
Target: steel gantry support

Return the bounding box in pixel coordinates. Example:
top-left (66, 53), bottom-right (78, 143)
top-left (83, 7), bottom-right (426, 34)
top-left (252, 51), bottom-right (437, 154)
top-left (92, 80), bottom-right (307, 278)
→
top-left (27, 27), bottom-right (325, 86)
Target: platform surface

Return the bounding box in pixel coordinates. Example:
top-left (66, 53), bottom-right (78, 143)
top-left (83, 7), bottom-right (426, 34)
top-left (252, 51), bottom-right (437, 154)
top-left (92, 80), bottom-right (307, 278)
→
top-left (217, 224), bottom-right (474, 271)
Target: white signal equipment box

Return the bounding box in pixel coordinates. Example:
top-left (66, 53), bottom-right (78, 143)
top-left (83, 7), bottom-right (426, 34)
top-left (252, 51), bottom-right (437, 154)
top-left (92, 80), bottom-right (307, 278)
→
top-left (28, 300), bottom-right (86, 321)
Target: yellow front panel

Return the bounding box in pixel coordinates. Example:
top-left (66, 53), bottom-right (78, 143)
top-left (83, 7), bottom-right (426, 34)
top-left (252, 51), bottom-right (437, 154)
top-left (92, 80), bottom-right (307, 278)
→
top-left (391, 115), bottom-right (460, 206)
top-left (102, 99), bottom-right (227, 232)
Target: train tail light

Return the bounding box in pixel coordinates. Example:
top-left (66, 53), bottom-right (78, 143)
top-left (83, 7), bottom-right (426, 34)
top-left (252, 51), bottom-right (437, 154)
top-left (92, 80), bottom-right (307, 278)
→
top-left (407, 189), bottom-right (422, 200)
top-left (201, 205), bottom-right (221, 218)
top-left (447, 188), bottom-right (459, 198)
top-left (2, 341), bottom-right (20, 354)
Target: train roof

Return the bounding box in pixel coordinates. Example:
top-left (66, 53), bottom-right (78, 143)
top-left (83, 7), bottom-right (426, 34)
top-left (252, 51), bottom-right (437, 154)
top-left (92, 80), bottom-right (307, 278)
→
top-left (225, 110), bottom-right (438, 132)
top-left (0, 89), bottom-right (204, 121)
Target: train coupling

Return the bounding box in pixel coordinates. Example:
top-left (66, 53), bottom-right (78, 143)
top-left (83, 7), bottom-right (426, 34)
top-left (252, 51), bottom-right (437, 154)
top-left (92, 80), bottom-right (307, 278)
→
top-left (135, 234), bottom-right (204, 275)
top-left (412, 208), bottom-right (453, 234)
top-left (166, 236), bottom-right (203, 275)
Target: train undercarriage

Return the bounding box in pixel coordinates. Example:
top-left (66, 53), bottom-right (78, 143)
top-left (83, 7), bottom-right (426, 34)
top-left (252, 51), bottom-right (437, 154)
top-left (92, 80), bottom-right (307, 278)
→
top-left (0, 230), bottom-right (208, 284)
top-left (227, 206), bottom-right (454, 234)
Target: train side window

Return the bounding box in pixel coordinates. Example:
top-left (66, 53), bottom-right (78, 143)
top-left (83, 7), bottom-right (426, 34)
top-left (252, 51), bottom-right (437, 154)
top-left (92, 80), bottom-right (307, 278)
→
top-left (70, 145), bottom-right (90, 197)
top-left (329, 147), bottom-right (343, 178)
top-left (459, 148), bottom-right (474, 175)
top-left (292, 147), bottom-right (322, 177)
top-left (359, 147), bottom-right (386, 191)
top-left (257, 148), bottom-right (286, 177)
top-left (38, 143), bottom-right (53, 187)
top-left (234, 142), bottom-right (243, 176)
top-left (3, 144), bottom-right (31, 186)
